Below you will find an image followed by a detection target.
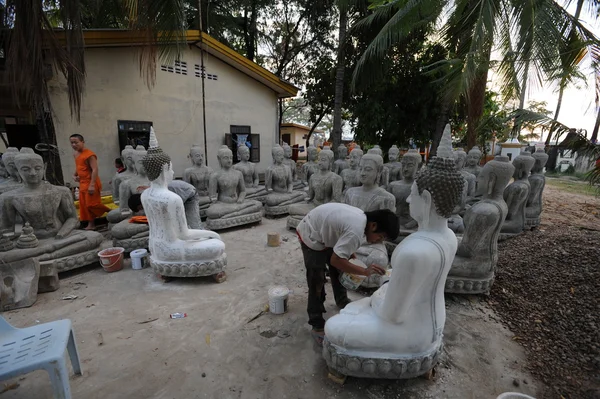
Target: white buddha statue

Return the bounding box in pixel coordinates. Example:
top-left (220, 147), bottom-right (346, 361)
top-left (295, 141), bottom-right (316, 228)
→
top-left (141, 128), bottom-right (227, 282)
top-left (323, 126), bottom-right (464, 379)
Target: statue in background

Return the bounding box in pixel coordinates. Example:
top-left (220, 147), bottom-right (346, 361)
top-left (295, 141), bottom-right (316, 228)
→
top-left (233, 145), bottom-right (268, 203)
top-left (501, 151), bottom-right (535, 235)
top-left (264, 145), bottom-right (306, 216)
top-left (366, 147), bottom-right (389, 186)
top-left (323, 124), bottom-right (463, 379)
top-left (111, 145), bottom-right (136, 204)
top-left (301, 145), bottom-right (319, 187)
top-left (183, 144), bottom-right (214, 218)
top-left (447, 147), bottom-right (476, 233)
top-left (340, 147), bottom-right (363, 193)
top-left (333, 144), bottom-right (349, 175)
top-left (525, 148), bottom-right (549, 228)
top-left (282, 143), bottom-right (304, 190)
top-left (384, 145), bottom-right (403, 183)
top-left (0, 148), bottom-right (22, 195)
top-left (465, 146), bottom-right (483, 177)
top-left (387, 149), bottom-right (422, 230)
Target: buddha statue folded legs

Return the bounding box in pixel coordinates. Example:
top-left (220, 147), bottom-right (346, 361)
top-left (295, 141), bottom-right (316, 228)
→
top-left (500, 152), bottom-right (535, 237)
top-left (323, 126), bottom-right (463, 379)
top-left (264, 145), bottom-right (307, 216)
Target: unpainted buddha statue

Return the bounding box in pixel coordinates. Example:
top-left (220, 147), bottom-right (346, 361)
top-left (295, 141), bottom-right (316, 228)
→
top-left (111, 145), bottom-right (136, 205)
top-left (384, 145), bottom-right (403, 183)
top-left (455, 148), bottom-right (476, 198)
top-left (301, 145), bottom-right (320, 187)
top-left (464, 146), bottom-right (483, 177)
top-left (340, 147), bottom-right (363, 193)
top-left (525, 148), bottom-right (549, 228)
top-left (501, 151), bottom-right (535, 235)
top-left (388, 149), bottom-right (422, 230)
top-left (205, 146), bottom-right (263, 230)
top-left (0, 154), bottom-right (9, 182)
top-left (445, 155), bottom-right (514, 294)
top-left (323, 126), bottom-right (464, 379)
top-left (0, 148), bottom-right (22, 195)
top-left (287, 148), bottom-right (343, 229)
top-left (0, 148), bottom-right (103, 267)
top-left (264, 145), bottom-right (306, 216)
top-left (366, 147), bottom-right (390, 186)
top-left (183, 144), bottom-right (214, 218)
top-left (140, 129), bottom-right (227, 281)
top-left (232, 145), bottom-right (268, 202)
top-left (332, 144), bottom-right (349, 175)
top-left (282, 143), bottom-right (303, 190)
top-left (447, 147), bottom-right (476, 233)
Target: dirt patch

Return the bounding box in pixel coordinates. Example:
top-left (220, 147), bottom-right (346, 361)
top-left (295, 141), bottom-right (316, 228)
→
top-left (540, 183), bottom-right (600, 231)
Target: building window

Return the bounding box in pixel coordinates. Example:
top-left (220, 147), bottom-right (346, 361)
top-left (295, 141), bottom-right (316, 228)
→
top-left (117, 120), bottom-right (153, 151)
top-left (161, 60), bottom-right (187, 75)
top-left (225, 125), bottom-right (259, 163)
top-left (194, 65), bottom-right (218, 81)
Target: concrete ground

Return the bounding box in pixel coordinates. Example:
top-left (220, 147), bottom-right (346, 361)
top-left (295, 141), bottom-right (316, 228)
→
top-left (2, 218), bottom-right (539, 399)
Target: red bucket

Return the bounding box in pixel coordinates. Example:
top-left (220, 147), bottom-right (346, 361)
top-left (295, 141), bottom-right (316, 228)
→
top-left (98, 247), bottom-right (125, 272)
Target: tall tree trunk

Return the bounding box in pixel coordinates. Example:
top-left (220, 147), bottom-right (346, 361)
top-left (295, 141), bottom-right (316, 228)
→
top-left (247, 1), bottom-right (258, 62)
top-left (331, 5), bottom-right (347, 152)
top-left (199, 0), bottom-right (209, 32)
top-left (591, 107), bottom-right (600, 143)
top-left (466, 69), bottom-right (489, 151)
top-left (546, 82), bottom-right (565, 146)
top-left (512, 59), bottom-right (530, 139)
top-left (278, 98), bottom-right (284, 143)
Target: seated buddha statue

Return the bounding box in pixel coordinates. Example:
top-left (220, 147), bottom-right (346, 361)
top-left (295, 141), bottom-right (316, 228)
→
top-left (464, 146), bottom-right (483, 177)
top-left (447, 147), bottom-right (476, 233)
top-left (323, 126), bottom-right (464, 379)
top-left (183, 144), bottom-right (214, 218)
top-left (445, 155), bottom-right (514, 294)
top-left (366, 147), bottom-right (389, 187)
top-left (343, 153), bottom-right (396, 288)
top-left (264, 145), bottom-right (306, 216)
top-left (0, 148), bottom-right (103, 264)
top-left (340, 147), bottom-right (363, 193)
top-left (387, 149), bottom-right (422, 231)
top-left (301, 145), bottom-right (319, 187)
top-left (333, 144), bottom-right (349, 175)
top-left (0, 154), bottom-right (8, 182)
top-left (501, 151), bottom-right (535, 235)
top-left (232, 145), bottom-right (268, 202)
top-left (282, 143), bottom-right (304, 190)
top-left (140, 129), bottom-right (227, 282)
top-left (111, 145), bottom-right (136, 205)
top-left (525, 148), bottom-right (549, 228)
top-left (455, 148), bottom-right (476, 198)
top-left (287, 147), bottom-right (343, 229)
top-left (384, 145), bottom-right (403, 183)
top-left (205, 146), bottom-right (263, 230)
top-left (0, 148), bottom-right (22, 195)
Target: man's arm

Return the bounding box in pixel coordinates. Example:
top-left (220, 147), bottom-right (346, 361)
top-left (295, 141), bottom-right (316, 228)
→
top-left (330, 253), bottom-right (385, 276)
top-left (87, 156), bottom-right (99, 194)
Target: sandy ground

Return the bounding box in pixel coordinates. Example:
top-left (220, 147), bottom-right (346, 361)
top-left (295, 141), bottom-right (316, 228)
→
top-left (541, 180), bottom-right (600, 230)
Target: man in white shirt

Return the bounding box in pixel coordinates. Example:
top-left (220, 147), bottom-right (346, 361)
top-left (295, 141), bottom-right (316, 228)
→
top-left (296, 203), bottom-right (399, 344)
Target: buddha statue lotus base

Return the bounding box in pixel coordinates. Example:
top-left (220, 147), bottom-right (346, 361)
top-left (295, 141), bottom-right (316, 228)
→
top-left (150, 253), bottom-right (227, 278)
top-left (444, 275), bottom-right (494, 294)
top-left (286, 214), bottom-right (303, 229)
top-left (322, 337), bottom-right (443, 380)
top-left (525, 216), bottom-right (541, 228)
top-left (113, 236), bottom-right (149, 253)
top-left (206, 211), bottom-right (263, 230)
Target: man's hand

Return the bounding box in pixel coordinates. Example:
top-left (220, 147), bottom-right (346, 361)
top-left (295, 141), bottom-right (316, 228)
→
top-left (365, 264), bottom-right (386, 276)
top-left (88, 187), bottom-right (95, 195)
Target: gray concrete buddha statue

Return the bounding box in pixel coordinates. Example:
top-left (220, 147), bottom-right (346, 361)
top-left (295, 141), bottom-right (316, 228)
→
top-left (111, 145), bottom-right (136, 205)
top-left (183, 144), bottom-right (213, 218)
top-left (445, 155), bottom-right (514, 294)
top-left (0, 148), bottom-right (103, 268)
top-left (465, 146), bottom-right (483, 177)
top-left (205, 146), bottom-right (263, 230)
top-left (0, 148), bottom-right (22, 195)
top-left (340, 147), bottom-right (363, 193)
top-left (287, 147), bottom-right (343, 229)
top-left (366, 147), bottom-right (389, 186)
top-left (384, 145), bottom-right (403, 183)
top-left (333, 144), bottom-right (349, 175)
top-left (0, 153), bottom-right (9, 182)
top-left (301, 145), bottom-right (319, 187)
top-left (447, 147), bottom-right (477, 233)
top-left (323, 126), bottom-right (464, 380)
top-left (388, 149), bottom-right (422, 230)
top-left (455, 148), bottom-right (476, 198)
top-left (264, 145), bottom-right (306, 216)
top-left (282, 143), bottom-right (303, 190)
top-left (501, 151), bottom-right (535, 235)
top-left (525, 148), bottom-right (549, 228)
top-left (232, 145), bottom-right (268, 203)
top-left (140, 128), bottom-right (227, 282)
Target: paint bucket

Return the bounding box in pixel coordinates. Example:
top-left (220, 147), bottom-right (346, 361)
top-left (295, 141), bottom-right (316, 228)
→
top-left (268, 286), bottom-right (290, 315)
top-left (98, 247), bottom-right (125, 273)
top-left (339, 258), bottom-right (368, 290)
top-left (130, 249), bottom-right (148, 270)
top-left (496, 394), bottom-right (536, 399)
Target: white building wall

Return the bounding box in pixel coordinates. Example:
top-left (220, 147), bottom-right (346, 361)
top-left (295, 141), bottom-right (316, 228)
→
top-left (48, 45), bottom-right (279, 189)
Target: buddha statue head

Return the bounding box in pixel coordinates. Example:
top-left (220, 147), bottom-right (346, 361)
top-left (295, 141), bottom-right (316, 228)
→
top-left (142, 127), bottom-right (173, 184)
top-left (454, 148), bottom-right (467, 170)
top-left (189, 145), bottom-right (205, 167)
top-left (388, 145), bottom-right (400, 162)
top-left (402, 149), bottom-right (422, 181)
top-left (306, 145), bottom-right (317, 162)
top-left (272, 145), bottom-right (284, 165)
top-left (122, 145), bottom-right (135, 171)
top-left (319, 147), bottom-right (334, 171)
top-left (367, 146), bottom-right (383, 156)
top-left (359, 153), bottom-right (384, 188)
top-left (410, 124), bottom-right (464, 223)
top-left (512, 152), bottom-right (535, 180)
top-left (237, 144), bottom-right (251, 162)
top-left (218, 146), bottom-right (234, 170)
top-left (531, 147), bottom-right (549, 174)
top-left (348, 147), bottom-right (364, 169)
top-left (282, 143), bottom-right (292, 159)
top-left (2, 147), bottom-right (20, 181)
top-left (14, 148), bottom-right (43, 188)
top-left (133, 145), bottom-right (148, 177)
top-left (337, 144), bottom-right (348, 160)
top-left (466, 146), bottom-right (482, 167)
top-left (475, 155), bottom-right (515, 198)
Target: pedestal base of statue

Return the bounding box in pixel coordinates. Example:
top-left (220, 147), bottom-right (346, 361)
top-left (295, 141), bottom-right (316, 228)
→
top-left (444, 274), bottom-right (494, 294)
top-left (113, 237), bottom-right (149, 253)
top-left (264, 204), bottom-right (293, 217)
top-left (248, 194), bottom-right (268, 204)
top-left (0, 258), bottom-right (40, 311)
top-left (292, 181), bottom-right (305, 191)
top-left (498, 232), bottom-right (522, 242)
top-left (149, 253), bottom-right (227, 278)
top-left (286, 215), bottom-right (302, 230)
top-left (40, 247), bottom-right (102, 274)
top-left (38, 262), bottom-right (60, 293)
top-left (322, 338), bottom-right (443, 379)
top-left (525, 216), bottom-right (540, 229)
top-left (206, 211), bottom-right (263, 231)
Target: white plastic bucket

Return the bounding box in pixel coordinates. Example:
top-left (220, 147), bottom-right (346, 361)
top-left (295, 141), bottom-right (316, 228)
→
top-left (496, 393), bottom-right (536, 399)
top-left (339, 258), bottom-right (368, 290)
top-left (130, 249), bottom-right (148, 270)
top-left (268, 286), bottom-right (290, 315)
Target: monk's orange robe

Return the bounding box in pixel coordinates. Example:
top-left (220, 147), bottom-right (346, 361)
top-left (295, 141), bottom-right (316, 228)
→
top-left (76, 148), bottom-right (110, 221)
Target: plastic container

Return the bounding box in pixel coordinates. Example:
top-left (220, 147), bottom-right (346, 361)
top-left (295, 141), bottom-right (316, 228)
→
top-left (130, 248), bottom-right (148, 270)
top-left (98, 247), bottom-right (125, 272)
top-left (339, 258), bottom-right (368, 290)
top-left (268, 286), bottom-right (290, 315)
top-left (496, 393), bottom-right (536, 399)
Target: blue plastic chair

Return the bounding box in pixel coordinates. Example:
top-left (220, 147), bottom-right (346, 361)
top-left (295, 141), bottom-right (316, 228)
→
top-left (0, 316), bottom-right (82, 399)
